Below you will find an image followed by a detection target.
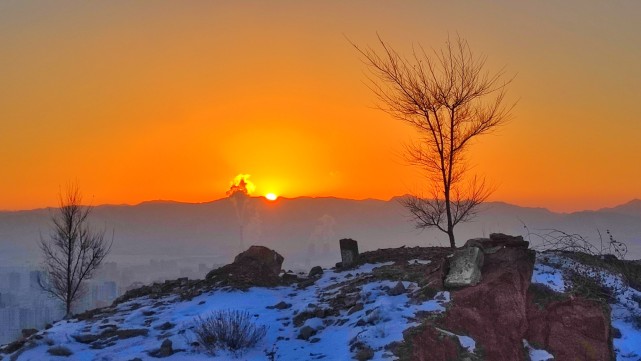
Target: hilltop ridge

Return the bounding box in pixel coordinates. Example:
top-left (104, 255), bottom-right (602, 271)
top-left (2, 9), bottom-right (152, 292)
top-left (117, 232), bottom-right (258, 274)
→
top-left (2, 235), bottom-right (640, 360)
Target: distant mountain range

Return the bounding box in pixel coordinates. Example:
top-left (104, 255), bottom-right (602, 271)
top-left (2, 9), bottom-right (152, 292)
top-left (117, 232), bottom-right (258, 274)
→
top-left (2, 197), bottom-right (641, 268)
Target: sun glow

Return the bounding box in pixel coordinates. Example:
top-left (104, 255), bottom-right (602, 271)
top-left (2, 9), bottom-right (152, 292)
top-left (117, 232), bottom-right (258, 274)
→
top-left (265, 193), bottom-right (278, 201)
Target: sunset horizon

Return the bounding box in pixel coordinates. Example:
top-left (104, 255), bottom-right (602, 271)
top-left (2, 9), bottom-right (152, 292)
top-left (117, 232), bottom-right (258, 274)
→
top-left (2, 1), bottom-right (640, 214)
top-left (4, 191), bottom-right (641, 214)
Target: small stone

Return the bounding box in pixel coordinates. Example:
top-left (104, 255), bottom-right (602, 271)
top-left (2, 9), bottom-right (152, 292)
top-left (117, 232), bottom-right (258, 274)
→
top-left (21, 328), bottom-right (38, 338)
top-left (340, 238), bottom-right (359, 267)
top-left (149, 339), bottom-right (174, 358)
top-left (309, 266), bottom-right (324, 278)
top-left (355, 345), bottom-right (374, 361)
top-left (388, 281), bottom-right (406, 296)
top-left (298, 326), bottom-right (316, 340)
top-left (268, 301), bottom-right (292, 310)
top-left (154, 322), bottom-right (175, 331)
top-left (348, 303), bottom-right (364, 315)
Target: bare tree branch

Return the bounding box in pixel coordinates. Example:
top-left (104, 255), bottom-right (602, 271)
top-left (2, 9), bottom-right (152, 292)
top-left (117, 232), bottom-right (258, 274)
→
top-left (352, 35), bottom-right (513, 247)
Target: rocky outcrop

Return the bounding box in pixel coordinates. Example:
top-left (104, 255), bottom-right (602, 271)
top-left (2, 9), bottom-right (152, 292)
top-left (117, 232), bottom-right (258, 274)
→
top-left (465, 233), bottom-right (530, 250)
top-left (206, 246), bottom-right (284, 287)
top-left (526, 295), bottom-right (613, 361)
top-left (441, 245), bottom-right (535, 360)
top-left (114, 278), bottom-right (196, 305)
top-left (410, 234), bottom-right (614, 361)
top-left (405, 326), bottom-right (463, 361)
top-left (356, 246), bottom-right (452, 266)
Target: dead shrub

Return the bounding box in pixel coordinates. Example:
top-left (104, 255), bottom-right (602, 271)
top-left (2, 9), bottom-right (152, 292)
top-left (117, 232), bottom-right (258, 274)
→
top-left (192, 309), bottom-right (267, 356)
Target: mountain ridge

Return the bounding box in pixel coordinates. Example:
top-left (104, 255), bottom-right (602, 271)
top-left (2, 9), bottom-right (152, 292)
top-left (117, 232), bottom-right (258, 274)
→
top-left (1, 197), bottom-right (641, 268)
top-left (5, 195), bottom-right (641, 215)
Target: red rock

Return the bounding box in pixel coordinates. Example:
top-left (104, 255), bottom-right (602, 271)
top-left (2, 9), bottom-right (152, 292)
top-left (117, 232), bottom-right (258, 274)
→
top-left (206, 245), bottom-right (284, 287)
top-left (488, 233), bottom-right (529, 248)
top-left (441, 247), bottom-right (535, 361)
top-left (464, 233), bottom-right (529, 250)
top-left (424, 257), bottom-right (449, 290)
top-left (408, 326), bottom-right (461, 361)
top-left (234, 245), bottom-right (284, 275)
top-left (526, 295), bottom-right (613, 361)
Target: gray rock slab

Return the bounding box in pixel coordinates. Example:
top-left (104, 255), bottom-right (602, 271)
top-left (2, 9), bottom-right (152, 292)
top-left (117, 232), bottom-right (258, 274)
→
top-left (444, 247), bottom-right (484, 288)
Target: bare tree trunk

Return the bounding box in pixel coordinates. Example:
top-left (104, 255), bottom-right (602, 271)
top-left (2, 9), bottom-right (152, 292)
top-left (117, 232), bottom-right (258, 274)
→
top-left (444, 191), bottom-right (456, 249)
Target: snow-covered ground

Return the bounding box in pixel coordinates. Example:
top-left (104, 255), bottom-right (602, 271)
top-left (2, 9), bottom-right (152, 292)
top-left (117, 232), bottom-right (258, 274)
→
top-left (5, 253), bottom-right (641, 360)
top-left (531, 252), bottom-right (641, 361)
top-left (7, 262), bottom-right (453, 361)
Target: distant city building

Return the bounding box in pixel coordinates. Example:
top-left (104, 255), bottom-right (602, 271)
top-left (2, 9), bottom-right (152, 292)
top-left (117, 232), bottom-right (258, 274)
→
top-left (29, 270), bottom-right (45, 290)
top-left (19, 308), bottom-right (35, 329)
top-left (0, 257), bottom-right (217, 344)
top-left (198, 263), bottom-right (208, 275)
top-left (8, 272), bottom-right (21, 291)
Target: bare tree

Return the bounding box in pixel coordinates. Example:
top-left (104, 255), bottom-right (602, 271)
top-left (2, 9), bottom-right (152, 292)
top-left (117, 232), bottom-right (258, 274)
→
top-left (39, 184), bottom-right (113, 318)
top-left (353, 35), bottom-right (513, 248)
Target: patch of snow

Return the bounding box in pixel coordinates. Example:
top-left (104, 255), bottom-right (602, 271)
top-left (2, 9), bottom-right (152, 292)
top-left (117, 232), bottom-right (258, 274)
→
top-left (531, 256), bottom-right (565, 292)
top-left (435, 327), bottom-right (476, 352)
top-left (523, 339), bottom-right (554, 361)
top-left (407, 259), bottom-right (432, 265)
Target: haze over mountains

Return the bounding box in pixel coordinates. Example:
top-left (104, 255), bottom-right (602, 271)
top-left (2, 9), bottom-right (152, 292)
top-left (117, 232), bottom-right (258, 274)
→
top-left (2, 197), bottom-right (641, 269)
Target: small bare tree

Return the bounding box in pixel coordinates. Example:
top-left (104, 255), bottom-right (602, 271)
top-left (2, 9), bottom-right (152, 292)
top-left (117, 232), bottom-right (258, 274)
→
top-left (353, 35), bottom-right (513, 248)
top-left (39, 184), bottom-right (113, 318)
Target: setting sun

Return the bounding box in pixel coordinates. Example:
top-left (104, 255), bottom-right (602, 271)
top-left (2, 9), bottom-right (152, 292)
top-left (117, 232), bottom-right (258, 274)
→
top-left (265, 193), bottom-right (278, 201)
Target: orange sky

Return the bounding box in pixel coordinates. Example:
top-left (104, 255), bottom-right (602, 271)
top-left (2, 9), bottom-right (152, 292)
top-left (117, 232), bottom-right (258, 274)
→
top-left (1, 1), bottom-right (640, 212)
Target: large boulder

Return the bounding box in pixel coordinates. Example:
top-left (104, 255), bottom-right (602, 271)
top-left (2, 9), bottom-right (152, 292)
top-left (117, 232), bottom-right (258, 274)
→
top-left (440, 246), bottom-right (536, 360)
top-left (233, 245), bottom-right (284, 275)
top-left (444, 246), bottom-right (484, 288)
top-left (526, 295), bottom-right (613, 361)
top-left (206, 246), bottom-right (284, 287)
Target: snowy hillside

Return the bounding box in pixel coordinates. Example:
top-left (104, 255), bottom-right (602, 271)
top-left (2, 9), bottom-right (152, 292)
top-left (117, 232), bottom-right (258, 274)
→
top-left (1, 260), bottom-right (455, 361)
top-left (2, 238), bottom-right (641, 360)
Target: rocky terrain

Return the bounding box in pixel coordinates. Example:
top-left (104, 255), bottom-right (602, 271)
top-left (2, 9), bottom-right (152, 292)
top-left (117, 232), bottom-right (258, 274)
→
top-left (1, 234), bottom-right (640, 360)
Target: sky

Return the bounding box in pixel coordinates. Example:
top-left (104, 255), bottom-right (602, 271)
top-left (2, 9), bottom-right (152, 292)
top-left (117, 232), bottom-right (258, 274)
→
top-left (1, 1), bottom-right (640, 212)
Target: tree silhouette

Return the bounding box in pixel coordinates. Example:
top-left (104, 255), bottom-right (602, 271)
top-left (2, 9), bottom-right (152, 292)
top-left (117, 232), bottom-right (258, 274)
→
top-left (353, 35), bottom-right (513, 248)
top-left (39, 184), bottom-right (113, 318)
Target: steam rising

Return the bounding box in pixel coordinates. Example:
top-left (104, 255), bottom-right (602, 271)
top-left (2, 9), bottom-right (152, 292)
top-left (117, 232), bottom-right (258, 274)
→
top-left (227, 174), bottom-right (259, 253)
top-left (227, 174), bottom-right (255, 196)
